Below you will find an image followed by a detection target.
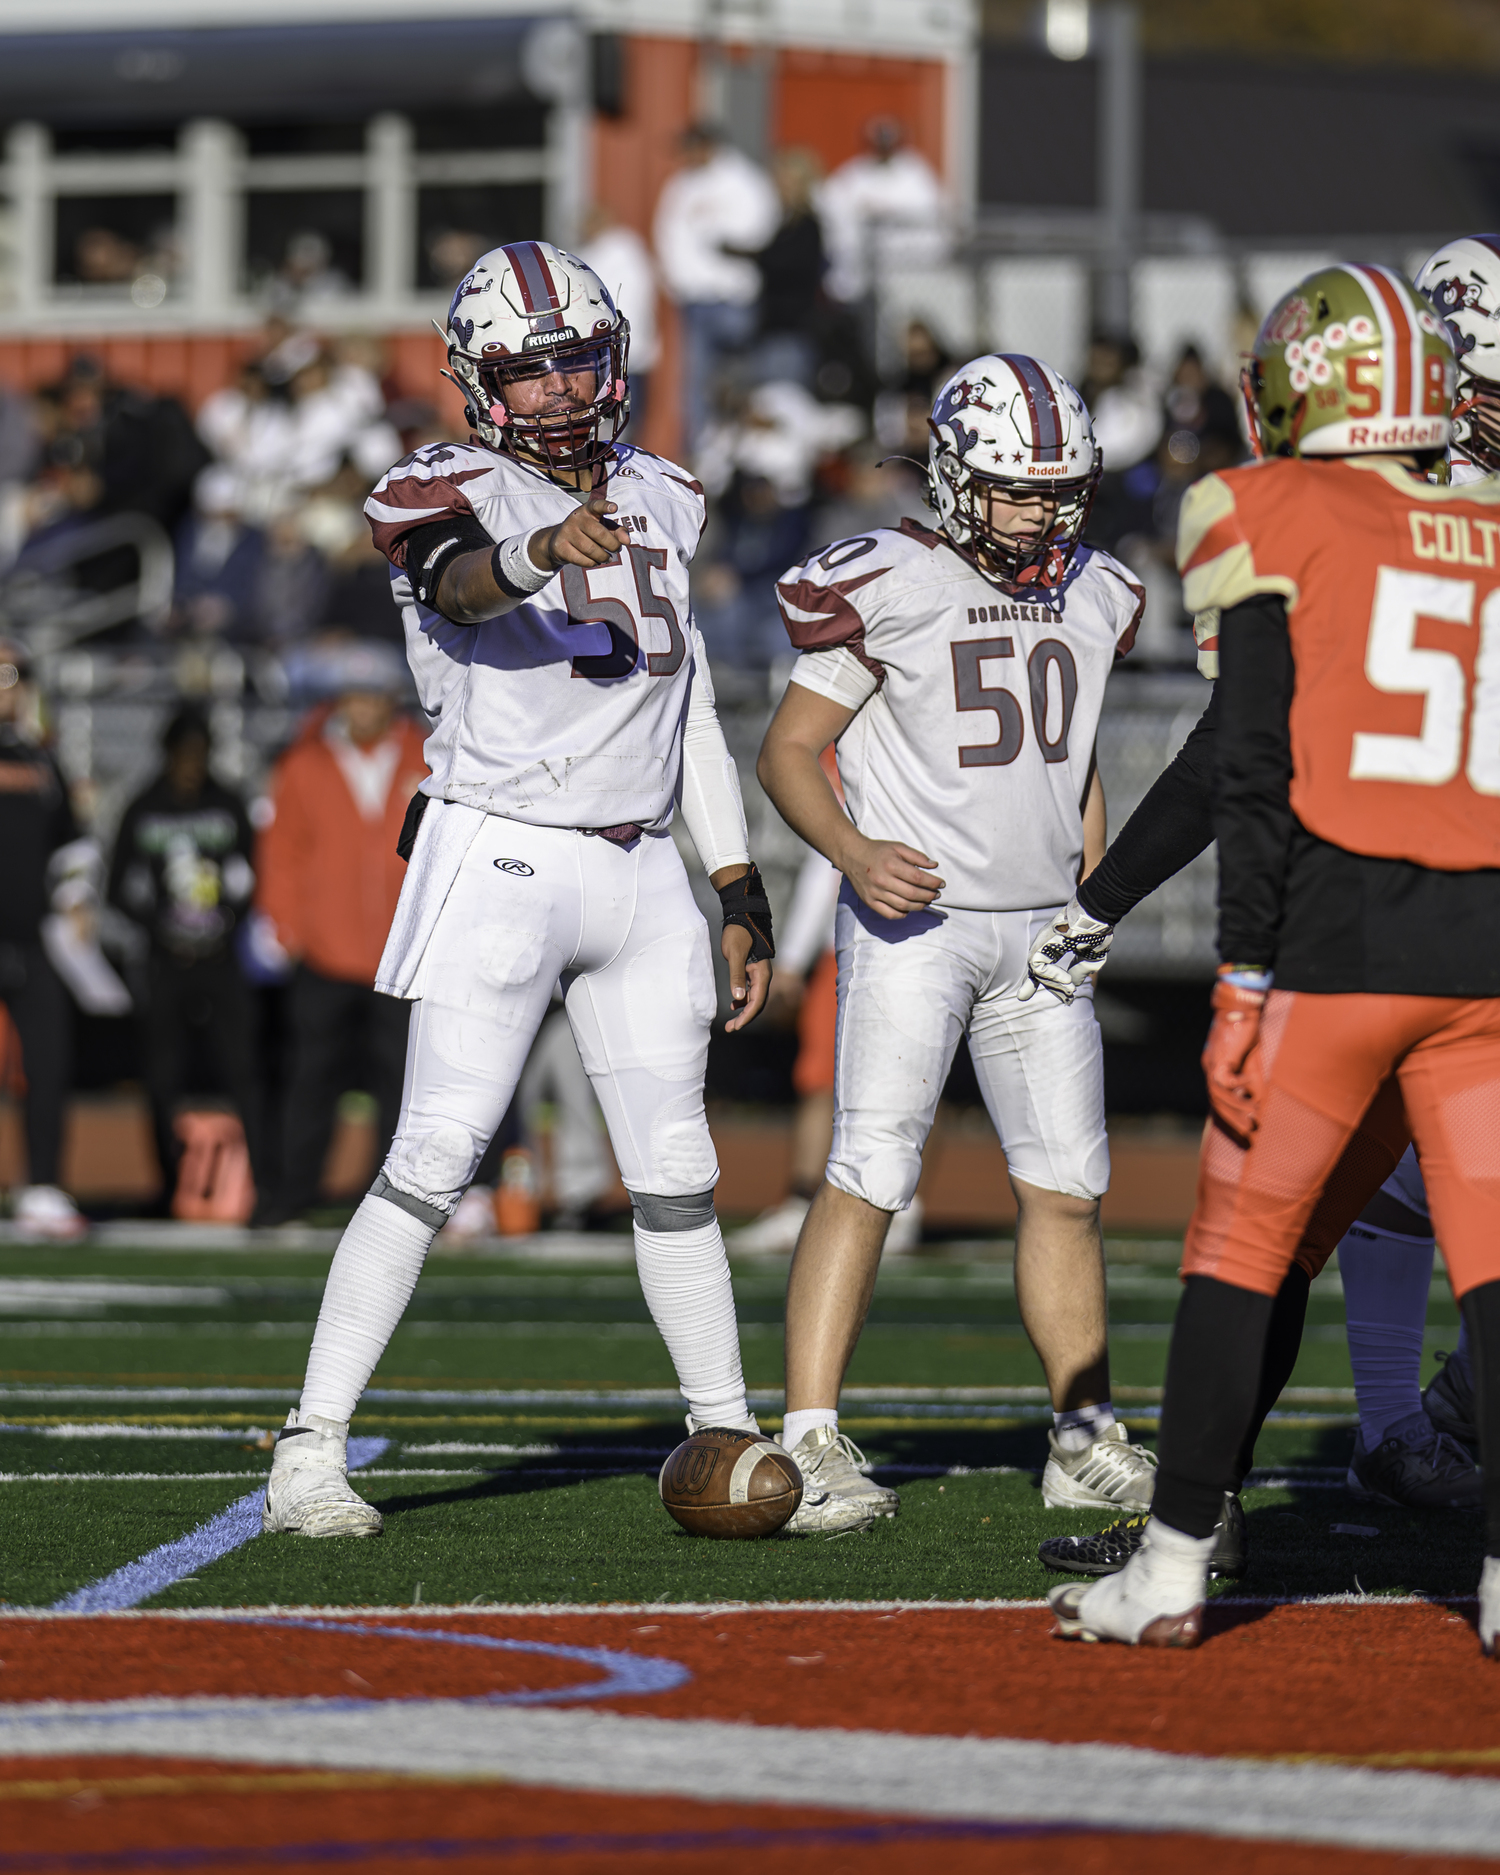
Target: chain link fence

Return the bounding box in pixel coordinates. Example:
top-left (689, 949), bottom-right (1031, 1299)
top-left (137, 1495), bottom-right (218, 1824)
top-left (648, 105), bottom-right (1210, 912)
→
top-left (42, 652), bottom-right (1218, 989)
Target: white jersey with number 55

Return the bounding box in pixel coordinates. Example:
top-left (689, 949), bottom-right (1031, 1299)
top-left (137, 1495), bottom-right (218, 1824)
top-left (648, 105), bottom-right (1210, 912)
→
top-left (366, 439), bottom-right (707, 829)
top-left (778, 519), bottom-right (1143, 912)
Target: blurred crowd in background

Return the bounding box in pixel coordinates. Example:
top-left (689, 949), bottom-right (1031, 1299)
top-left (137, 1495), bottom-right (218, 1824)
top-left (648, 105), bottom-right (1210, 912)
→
top-left (0, 115), bottom-right (1247, 1239)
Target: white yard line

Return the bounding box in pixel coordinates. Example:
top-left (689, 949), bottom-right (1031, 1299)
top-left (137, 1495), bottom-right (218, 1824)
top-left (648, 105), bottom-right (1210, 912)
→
top-left (0, 1594), bottom-right (1469, 1620)
top-left (0, 1699), bottom-right (1494, 1856)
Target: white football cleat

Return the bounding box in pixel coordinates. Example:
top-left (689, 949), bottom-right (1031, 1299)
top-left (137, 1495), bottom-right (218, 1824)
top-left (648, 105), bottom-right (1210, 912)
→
top-left (726, 1195), bottom-right (809, 1256)
top-left (262, 1410), bottom-right (383, 1538)
top-left (782, 1425), bottom-right (898, 1535)
top-left (1049, 1519), bottom-right (1212, 1648)
top-left (13, 1184), bottom-right (88, 1241)
top-left (1481, 1555), bottom-right (1500, 1658)
top-left (1042, 1421), bottom-right (1157, 1511)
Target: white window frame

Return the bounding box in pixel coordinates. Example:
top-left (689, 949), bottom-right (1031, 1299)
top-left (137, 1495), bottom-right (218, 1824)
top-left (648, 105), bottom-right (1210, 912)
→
top-left (0, 111), bottom-right (563, 330)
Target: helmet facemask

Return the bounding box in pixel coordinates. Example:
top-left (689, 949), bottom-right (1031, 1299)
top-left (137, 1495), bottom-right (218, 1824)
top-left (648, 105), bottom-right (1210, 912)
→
top-left (935, 447), bottom-right (1101, 590)
top-left (1454, 372), bottom-right (1500, 473)
top-left (464, 326), bottom-right (630, 478)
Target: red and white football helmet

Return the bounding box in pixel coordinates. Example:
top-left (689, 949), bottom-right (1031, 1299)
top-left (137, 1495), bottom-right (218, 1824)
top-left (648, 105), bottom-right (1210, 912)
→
top-left (1415, 235), bottom-right (1500, 473)
top-left (927, 354), bottom-right (1101, 588)
top-left (441, 240), bottom-right (630, 476)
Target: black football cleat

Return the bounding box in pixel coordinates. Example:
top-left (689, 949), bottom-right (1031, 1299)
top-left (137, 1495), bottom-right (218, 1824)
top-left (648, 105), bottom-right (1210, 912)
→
top-left (1347, 1420), bottom-right (1481, 1511)
top-left (1422, 1349), bottom-right (1478, 1450)
top-left (1038, 1491), bottom-right (1246, 1581)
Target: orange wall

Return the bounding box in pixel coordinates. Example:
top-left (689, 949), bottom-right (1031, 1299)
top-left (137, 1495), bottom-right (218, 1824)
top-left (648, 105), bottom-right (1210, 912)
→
top-left (0, 327), bottom-right (461, 423)
top-left (773, 48), bottom-right (947, 177)
top-left (592, 34), bottom-right (700, 239)
top-left (589, 33), bottom-right (699, 462)
top-left (0, 333), bottom-right (259, 407)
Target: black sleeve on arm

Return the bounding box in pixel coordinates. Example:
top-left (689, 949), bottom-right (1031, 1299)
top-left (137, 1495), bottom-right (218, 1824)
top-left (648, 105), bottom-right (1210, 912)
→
top-left (1213, 593), bottom-right (1296, 968)
top-left (1076, 685), bottom-right (1220, 924)
top-left (401, 515), bottom-right (495, 611)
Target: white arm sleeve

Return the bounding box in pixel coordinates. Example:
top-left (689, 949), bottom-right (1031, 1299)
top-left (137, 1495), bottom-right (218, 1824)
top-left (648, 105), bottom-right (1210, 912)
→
top-left (778, 846), bottom-right (842, 975)
top-left (678, 626), bottom-right (751, 876)
top-left (787, 645), bottom-right (880, 710)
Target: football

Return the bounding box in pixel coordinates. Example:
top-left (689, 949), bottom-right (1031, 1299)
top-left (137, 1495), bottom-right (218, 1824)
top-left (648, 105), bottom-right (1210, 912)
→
top-left (658, 1429), bottom-right (803, 1538)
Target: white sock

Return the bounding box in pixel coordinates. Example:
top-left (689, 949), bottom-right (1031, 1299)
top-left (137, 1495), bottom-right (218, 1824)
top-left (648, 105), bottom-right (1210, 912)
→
top-left (1078, 1516), bottom-right (1215, 1643)
top-left (781, 1407), bottom-right (838, 1453)
top-left (633, 1218), bottom-right (755, 1430)
top-left (1481, 1556), bottom-right (1500, 1654)
top-left (1136, 1517), bottom-right (1216, 1604)
top-left (1053, 1402), bottom-right (1117, 1453)
top-left (301, 1194), bottom-right (437, 1422)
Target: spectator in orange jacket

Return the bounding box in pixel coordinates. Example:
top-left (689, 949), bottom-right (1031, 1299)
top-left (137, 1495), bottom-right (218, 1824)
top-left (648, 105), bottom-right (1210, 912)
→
top-left (253, 646), bottom-right (428, 1225)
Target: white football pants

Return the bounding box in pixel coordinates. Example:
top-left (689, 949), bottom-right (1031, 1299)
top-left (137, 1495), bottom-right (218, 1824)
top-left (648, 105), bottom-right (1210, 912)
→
top-left (827, 887), bottom-right (1110, 1213)
top-left (518, 1006), bottom-right (614, 1214)
top-left (384, 817), bottom-right (720, 1210)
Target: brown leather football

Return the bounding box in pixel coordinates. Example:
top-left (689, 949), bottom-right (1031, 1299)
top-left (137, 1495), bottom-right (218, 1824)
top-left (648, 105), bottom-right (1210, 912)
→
top-left (658, 1428), bottom-right (803, 1538)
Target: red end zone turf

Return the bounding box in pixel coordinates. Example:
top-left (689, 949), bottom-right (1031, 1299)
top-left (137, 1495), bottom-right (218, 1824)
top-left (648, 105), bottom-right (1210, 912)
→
top-left (1, 1602), bottom-right (1499, 1868)
top-left (3, 1602), bottom-right (1498, 1763)
top-left (0, 1772), bottom-right (1493, 1875)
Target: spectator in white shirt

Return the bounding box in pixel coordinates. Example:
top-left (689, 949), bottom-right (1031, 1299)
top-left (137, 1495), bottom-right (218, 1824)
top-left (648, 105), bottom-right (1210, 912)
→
top-left (652, 124), bottom-right (778, 455)
top-left (577, 204), bottom-right (659, 430)
top-left (818, 118), bottom-right (948, 307)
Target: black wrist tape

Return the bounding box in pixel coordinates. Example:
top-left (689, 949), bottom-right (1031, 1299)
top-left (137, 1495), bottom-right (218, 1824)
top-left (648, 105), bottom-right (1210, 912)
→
top-left (396, 789), bottom-right (430, 862)
top-left (717, 861), bottom-right (775, 963)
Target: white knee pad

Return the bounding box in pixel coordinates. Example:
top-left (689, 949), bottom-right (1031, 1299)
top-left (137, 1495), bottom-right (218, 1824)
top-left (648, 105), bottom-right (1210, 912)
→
top-left (380, 1123), bottom-right (485, 1217)
top-left (825, 1136), bottom-right (921, 1214)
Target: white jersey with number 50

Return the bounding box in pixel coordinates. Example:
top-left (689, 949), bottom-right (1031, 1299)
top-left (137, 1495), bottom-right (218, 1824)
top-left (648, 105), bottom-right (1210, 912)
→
top-left (779, 520), bottom-right (1143, 912)
top-left (366, 439), bottom-right (707, 829)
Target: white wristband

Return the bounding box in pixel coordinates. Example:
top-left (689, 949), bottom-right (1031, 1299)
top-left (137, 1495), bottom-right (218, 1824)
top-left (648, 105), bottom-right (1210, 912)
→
top-left (495, 528), bottom-right (555, 597)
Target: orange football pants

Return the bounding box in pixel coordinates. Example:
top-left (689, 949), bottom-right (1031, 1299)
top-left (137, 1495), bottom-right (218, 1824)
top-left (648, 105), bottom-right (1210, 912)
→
top-left (1184, 989), bottom-right (1500, 1301)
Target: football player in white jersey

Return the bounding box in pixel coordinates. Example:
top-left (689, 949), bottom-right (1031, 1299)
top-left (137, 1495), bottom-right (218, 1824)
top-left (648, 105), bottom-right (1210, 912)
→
top-left (262, 240), bottom-right (778, 1538)
top-left (756, 354), bottom-right (1155, 1532)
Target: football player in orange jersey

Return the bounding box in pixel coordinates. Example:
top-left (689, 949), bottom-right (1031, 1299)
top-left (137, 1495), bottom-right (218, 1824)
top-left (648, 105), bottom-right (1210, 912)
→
top-left (1049, 264), bottom-right (1500, 1655)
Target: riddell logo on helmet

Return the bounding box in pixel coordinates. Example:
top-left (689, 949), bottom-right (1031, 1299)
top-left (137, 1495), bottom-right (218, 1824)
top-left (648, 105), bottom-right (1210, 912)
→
top-left (1346, 419), bottom-right (1447, 447)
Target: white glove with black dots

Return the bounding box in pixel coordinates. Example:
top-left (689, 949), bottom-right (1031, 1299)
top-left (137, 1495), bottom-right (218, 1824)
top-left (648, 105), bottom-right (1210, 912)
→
top-left (1018, 896), bottom-right (1115, 1004)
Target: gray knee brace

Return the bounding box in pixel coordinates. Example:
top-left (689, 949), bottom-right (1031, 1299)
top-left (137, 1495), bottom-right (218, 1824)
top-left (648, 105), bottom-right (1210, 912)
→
top-left (368, 1173), bottom-right (451, 1232)
top-left (629, 1187), bottom-right (717, 1232)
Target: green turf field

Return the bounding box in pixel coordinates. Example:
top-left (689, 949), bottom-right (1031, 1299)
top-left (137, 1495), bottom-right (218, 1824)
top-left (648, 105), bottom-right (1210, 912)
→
top-left (0, 1234), bottom-right (1482, 1611)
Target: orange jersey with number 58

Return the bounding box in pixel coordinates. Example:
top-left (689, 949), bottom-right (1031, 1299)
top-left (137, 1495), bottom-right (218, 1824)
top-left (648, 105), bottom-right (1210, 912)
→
top-left (1179, 456), bottom-right (1500, 871)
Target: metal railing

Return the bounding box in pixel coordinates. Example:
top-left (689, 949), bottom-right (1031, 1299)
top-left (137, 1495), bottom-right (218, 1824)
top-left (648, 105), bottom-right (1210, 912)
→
top-left (0, 513), bottom-right (173, 654)
top-left (33, 648), bottom-right (1216, 980)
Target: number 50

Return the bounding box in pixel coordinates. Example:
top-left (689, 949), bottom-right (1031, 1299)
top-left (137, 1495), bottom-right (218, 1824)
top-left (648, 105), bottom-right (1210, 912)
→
top-left (1350, 566), bottom-right (1500, 794)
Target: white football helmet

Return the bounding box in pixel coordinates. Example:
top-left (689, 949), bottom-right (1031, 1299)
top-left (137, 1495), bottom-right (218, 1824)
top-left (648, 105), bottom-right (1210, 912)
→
top-left (927, 354), bottom-right (1101, 588)
top-left (441, 239), bottom-right (630, 476)
top-left (1415, 235), bottom-right (1500, 472)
